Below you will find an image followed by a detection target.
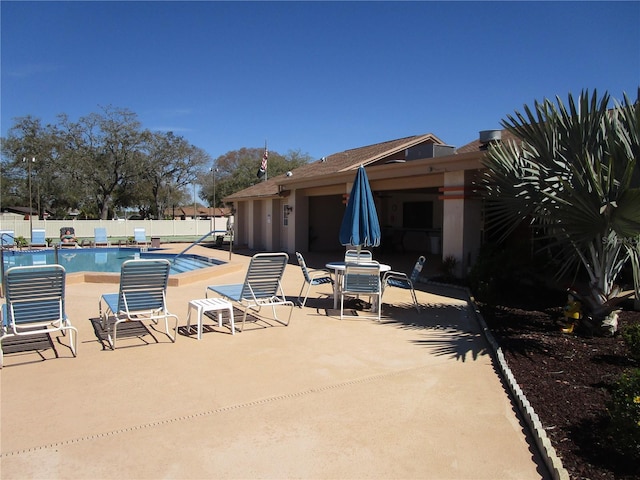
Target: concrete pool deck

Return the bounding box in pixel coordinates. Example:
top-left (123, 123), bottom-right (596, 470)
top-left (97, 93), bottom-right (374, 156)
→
top-left (1, 245), bottom-right (551, 479)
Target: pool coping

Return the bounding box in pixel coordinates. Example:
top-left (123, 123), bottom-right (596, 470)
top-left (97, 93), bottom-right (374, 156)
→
top-left (4, 246), bottom-right (244, 287)
top-left (67, 261), bottom-right (244, 286)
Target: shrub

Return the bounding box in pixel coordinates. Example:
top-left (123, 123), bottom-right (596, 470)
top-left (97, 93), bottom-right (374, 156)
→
top-left (607, 368), bottom-right (640, 462)
top-left (439, 255), bottom-right (458, 278)
top-left (15, 236), bottom-right (28, 248)
top-left (622, 323), bottom-right (640, 362)
top-left (468, 243), bottom-right (534, 304)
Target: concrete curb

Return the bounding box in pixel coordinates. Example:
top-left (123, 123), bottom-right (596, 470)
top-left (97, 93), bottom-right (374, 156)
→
top-left (426, 281), bottom-right (570, 480)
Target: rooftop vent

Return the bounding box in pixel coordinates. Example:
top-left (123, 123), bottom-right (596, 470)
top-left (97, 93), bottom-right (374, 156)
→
top-left (479, 130), bottom-right (501, 143)
top-left (479, 130), bottom-right (502, 150)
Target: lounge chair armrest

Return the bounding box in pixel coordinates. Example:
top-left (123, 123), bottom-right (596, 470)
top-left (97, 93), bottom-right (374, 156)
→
top-left (309, 267), bottom-right (331, 274)
top-left (382, 271), bottom-right (409, 282)
top-left (309, 268), bottom-right (334, 279)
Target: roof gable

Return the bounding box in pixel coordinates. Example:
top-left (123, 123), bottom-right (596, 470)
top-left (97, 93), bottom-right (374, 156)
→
top-left (291, 133), bottom-right (444, 179)
top-left (225, 133), bottom-right (445, 201)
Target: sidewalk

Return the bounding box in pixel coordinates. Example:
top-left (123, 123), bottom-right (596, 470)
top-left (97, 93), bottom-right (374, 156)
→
top-left (0, 246), bottom-right (550, 479)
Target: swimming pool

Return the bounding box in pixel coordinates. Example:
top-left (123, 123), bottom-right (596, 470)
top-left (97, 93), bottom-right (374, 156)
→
top-left (1, 247), bottom-right (224, 275)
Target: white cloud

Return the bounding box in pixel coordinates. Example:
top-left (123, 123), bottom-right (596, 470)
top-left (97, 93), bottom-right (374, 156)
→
top-left (6, 63), bottom-right (60, 78)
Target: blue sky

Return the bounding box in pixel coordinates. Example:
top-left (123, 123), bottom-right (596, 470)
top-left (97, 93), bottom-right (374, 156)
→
top-left (2, 1), bottom-right (639, 162)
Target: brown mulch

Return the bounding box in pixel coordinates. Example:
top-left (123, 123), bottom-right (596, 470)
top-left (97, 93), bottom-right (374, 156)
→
top-left (479, 295), bottom-right (640, 480)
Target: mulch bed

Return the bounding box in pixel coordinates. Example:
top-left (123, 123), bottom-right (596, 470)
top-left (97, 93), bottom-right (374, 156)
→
top-left (479, 295), bottom-right (640, 480)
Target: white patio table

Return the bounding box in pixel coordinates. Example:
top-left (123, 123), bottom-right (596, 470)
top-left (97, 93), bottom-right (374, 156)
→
top-left (325, 261), bottom-right (391, 310)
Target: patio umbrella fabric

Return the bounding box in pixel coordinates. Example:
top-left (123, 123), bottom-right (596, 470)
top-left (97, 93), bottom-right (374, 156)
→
top-left (339, 165), bottom-right (381, 248)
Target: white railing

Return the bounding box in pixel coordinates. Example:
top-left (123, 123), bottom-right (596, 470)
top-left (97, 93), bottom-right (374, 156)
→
top-left (0, 217), bottom-right (233, 242)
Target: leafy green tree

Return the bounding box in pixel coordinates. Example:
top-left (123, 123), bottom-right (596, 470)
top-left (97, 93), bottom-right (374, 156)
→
top-left (1, 109), bottom-right (313, 220)
top-left (481, 89), bottom-right (640, 335)
top-left (143, 131), bottom-right (210, 218)
top-left (0, 115), bottom-right (73, 218)
top-left (1, 116), bottom-right (44, 213)
top-left (203, 148), bottom-right (311, 207)
top-left (56, 106), bottom-right (149, 219)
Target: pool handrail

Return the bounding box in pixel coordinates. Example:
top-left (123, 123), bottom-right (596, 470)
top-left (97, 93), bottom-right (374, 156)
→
top-left (0, 232), bottom-right (16, 297)
top-left (173, 229), bottom-right (232, 263)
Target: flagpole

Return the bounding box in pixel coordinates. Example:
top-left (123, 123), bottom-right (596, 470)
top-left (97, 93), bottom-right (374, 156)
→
top-left (257, 140), bottom-right (269, 181)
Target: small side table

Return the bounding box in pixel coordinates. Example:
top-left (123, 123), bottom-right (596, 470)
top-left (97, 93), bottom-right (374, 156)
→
top-left (186, 298), bottom-right (235, 339)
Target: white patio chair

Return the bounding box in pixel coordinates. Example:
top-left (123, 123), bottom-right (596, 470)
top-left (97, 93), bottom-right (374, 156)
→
top-left (340, 261), bottom-right (382, 321)
top-left (382, 256), bottom-right (425, 312)
top-left (295, 252), bottom-right (333, 307)
top-left (344, 249), bottom-right (373, 264)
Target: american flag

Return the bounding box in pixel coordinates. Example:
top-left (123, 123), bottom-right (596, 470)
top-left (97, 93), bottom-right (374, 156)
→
top-left (257, 146), bottom-right (268, 179)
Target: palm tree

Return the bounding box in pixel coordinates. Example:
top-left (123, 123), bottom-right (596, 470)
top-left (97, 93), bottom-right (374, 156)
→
top-left (481, 89), bottom-right (640, 335)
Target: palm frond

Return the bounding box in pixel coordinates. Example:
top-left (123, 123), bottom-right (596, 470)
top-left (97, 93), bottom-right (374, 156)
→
top-left (482, 89), bottom-right (640, 319)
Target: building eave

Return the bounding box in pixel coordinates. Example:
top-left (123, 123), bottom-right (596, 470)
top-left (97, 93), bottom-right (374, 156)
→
top-left (223, 133), bottom-right (483, 203)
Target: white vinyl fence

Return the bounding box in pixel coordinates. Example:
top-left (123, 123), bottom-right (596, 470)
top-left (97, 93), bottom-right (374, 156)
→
top-left (0, 216), bottom-right (233, 244)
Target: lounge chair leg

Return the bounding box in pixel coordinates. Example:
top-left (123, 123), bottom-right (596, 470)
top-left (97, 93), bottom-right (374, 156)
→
top-left (108, 320), bottom-right (118, 350)
top-left (165, 314), bottom-right (178, 342)
top-left (297, 284), bottom-right (306, 307)
top-left (241, 310), bottom-right (248, 332)
top-left (301, 285), bottom-right (312, 308)
top-left (65, 324), bottom-right (79, 356)
top-left (412, 292), bottom-right (420, 312)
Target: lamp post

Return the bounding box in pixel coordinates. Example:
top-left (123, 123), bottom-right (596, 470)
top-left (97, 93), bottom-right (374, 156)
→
top-left (22, 157), bottom-right (35, 233)
top-left (193, 183), bottom-right (197, 220)
top-left (211, 167), bottom-right (218, 215)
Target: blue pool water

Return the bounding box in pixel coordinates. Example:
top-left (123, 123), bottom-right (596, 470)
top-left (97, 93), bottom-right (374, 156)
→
top-left (1, 247), bottom-right (224, 275)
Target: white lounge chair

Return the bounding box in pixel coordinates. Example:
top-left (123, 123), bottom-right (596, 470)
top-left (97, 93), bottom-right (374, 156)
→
top-left (133, 227), bottom-right (148, 250)
top-left (206, 252), bottom-right (294, 331)
top-left (59, 227), bottom-right (79, 248)
top-left (1, 265), bottom-right (78, 367)
top-left (29, 228), bottom-right (47, 248)
top-left (99, 259), bottom-right (178, 349)
top-left (93, 227), bottom-right (111, 247)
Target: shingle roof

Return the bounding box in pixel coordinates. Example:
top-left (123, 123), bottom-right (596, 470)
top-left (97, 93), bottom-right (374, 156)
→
top-left (286, 133), bottom-right (444, 180)
top-left (224, 174), bottom-right (287, 201)
top-left (225, 133), bottom-right (444, 201)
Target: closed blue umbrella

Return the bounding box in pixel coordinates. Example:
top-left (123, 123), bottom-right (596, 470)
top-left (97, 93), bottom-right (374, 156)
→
top-left (339, 165), bottom-right (381, 249)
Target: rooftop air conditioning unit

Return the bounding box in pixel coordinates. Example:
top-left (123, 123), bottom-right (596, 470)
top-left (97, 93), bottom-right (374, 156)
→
top-left (405, 144), bottom-right (455, 161)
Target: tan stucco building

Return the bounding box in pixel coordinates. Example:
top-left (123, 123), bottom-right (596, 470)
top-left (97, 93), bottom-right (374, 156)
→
top-left (225, 131), bottom-right (503, 276)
